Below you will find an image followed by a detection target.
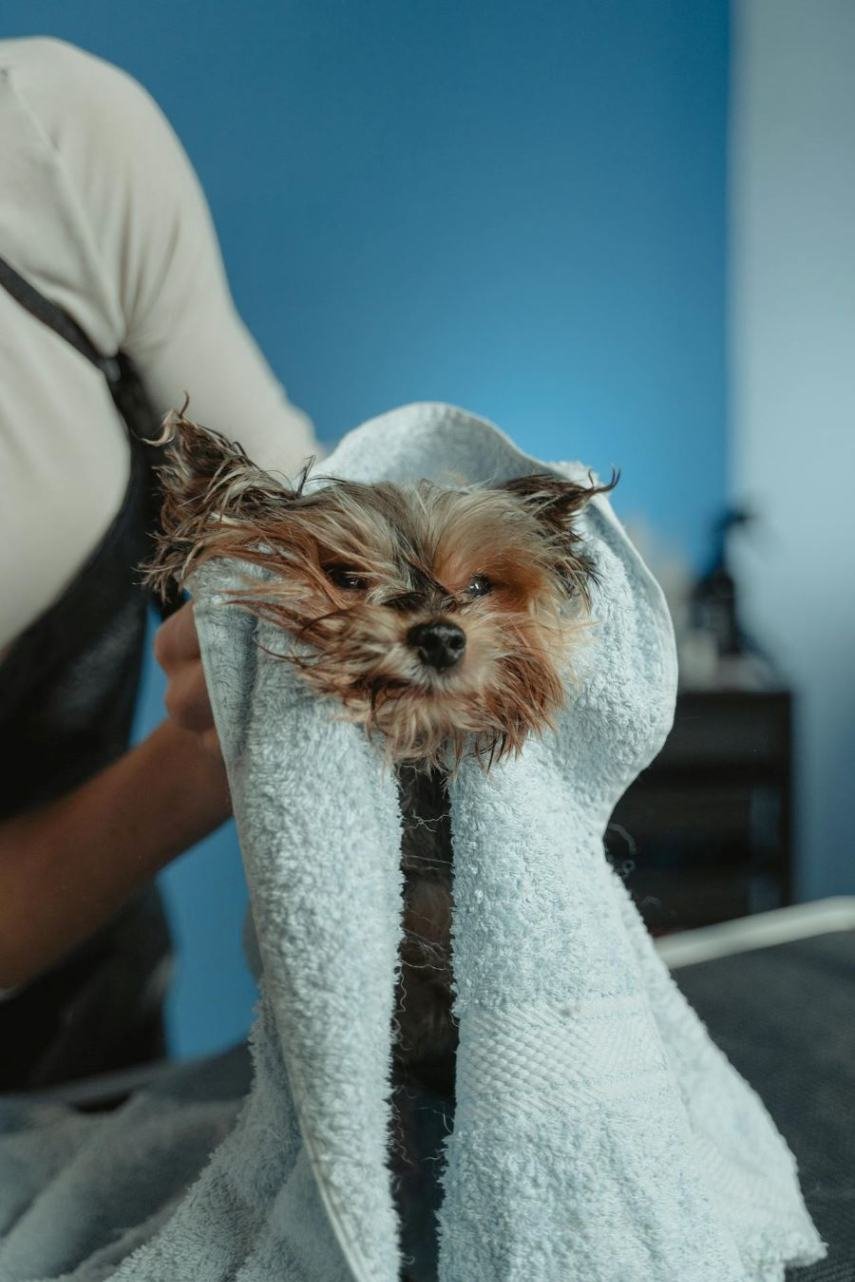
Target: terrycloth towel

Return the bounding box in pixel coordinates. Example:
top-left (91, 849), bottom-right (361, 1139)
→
top-left (0, 403), bottom-right (824, 1282)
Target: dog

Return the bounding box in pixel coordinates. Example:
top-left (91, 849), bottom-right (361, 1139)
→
top-left (145, 411), bottom-right (615, 1277)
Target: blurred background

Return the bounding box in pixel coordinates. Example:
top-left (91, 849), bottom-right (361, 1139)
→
top-left (4, 1), bottom-right (851, 1058)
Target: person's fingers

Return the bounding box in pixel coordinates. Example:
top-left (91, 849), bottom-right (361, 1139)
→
top-left (163, 662), bottom-right (214, 734)
top-left (154, 601), bottom-right (222, 757)
top-left (199, 725), bottom-right (223, 757)
top-left (154, 600), bottom-right (200, 671)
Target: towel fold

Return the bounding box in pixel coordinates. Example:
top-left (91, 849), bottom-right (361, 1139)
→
top-left (0, 402), bottom-right (824, 1282)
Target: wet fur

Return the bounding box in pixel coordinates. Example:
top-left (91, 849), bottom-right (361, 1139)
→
top-left (146, 414), bottom-right (613, 769)
top-left (144, 412), bottom-right (615, 1266)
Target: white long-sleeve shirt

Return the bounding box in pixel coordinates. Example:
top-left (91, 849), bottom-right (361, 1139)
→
top-left (0, 37), bottom-right (316, 653)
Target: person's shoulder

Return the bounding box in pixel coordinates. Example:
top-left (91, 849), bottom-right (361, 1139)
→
top-left (1, 36), bottom-right (143, 96)
top-left (0, 36), bottom-right (164, 147)
top-left (0, 37), bottom-right (203, 351)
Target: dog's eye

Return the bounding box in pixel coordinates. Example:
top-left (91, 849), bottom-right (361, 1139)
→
top-left (465, 574), bottom-right (492, 598)
top-left (324, 564), bottom-right (367, 591)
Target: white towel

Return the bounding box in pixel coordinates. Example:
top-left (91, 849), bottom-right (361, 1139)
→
top-left (0, 402), bottom-right (824, 1282)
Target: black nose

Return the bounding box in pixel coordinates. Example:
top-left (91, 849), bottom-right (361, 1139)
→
top-left (407, 620), bottom-right (466, 671)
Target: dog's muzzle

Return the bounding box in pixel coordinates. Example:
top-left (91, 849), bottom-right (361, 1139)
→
top-left (406, 619), bottom-right (466, 672)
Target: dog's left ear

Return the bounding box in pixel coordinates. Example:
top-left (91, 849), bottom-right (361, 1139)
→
top-left (499, 470), bottom-right (619, 601)
top-left (499, 470), bottom-right (618, 533)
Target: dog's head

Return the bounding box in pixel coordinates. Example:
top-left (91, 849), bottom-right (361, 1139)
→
top-left (147, 414), bottom-right (616, 766)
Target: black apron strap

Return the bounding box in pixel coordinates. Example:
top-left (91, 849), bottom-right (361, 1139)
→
top-left (0, 251), bottom-right (182, 617)
top-left (0, 253), bottom-right (123, 387)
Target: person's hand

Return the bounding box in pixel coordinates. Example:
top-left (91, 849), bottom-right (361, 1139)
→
top-left (154, 601), bottom-right (221, 757)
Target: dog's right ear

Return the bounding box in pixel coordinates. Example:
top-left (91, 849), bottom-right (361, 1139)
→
top-left (144, 409), bottom-right (310, 598)
top-left (156, 409), bottom-right (309, 515)
top-left (155, 408), bottom-right (245, 491)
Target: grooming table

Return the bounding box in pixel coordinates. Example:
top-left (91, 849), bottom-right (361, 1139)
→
top-left (14, 901), bottom-right (851, 1277)
top-left (658, 898), bottom-right (855, 1282)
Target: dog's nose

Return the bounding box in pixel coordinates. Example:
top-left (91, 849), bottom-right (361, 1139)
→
top-left (407, 620), bottom-right (466, 671)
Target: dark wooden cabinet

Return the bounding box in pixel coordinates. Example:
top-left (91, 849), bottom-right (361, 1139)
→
top-left (608, 690), bottom-right (793, 933)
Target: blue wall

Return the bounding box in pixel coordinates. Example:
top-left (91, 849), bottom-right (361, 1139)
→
top-left (4, 1), bottom-right (730, 1055)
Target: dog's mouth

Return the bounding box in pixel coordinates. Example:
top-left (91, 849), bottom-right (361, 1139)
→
top-left (311, 653), bottom-right (556, 767)
top-left (252, 595), bottom-right (571, 765)
top-left (343, 639), bottom-right (483, 705)
top-left (352, 659), bottom-right (477, 716)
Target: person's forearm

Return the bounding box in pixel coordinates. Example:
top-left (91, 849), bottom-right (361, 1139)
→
top-left (0, 718), bottom-right (230, 989)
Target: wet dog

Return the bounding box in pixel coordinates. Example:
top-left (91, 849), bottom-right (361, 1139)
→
top-left (145, 411), bottom-right (614, 1277)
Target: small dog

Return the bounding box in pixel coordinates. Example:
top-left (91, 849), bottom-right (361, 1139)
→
top-left (146, 413), bottom-right (614, 1272)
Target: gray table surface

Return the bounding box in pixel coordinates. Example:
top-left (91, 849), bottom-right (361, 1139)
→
top-left (674, 929), bottom-right (855, 1281)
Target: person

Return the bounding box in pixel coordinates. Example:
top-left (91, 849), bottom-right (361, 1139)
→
top-left (0, 37), bottom-right (316, 1088)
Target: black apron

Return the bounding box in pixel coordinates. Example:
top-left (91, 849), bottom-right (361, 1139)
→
top-left (0, 254), bottom-right (179, 1091)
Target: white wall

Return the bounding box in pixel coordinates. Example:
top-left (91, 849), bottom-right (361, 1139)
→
top-left (730, 0), bottom-right (855, 898)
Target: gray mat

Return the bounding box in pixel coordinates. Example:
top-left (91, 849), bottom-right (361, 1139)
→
top-left (673, 930), bottom-right (855, 1281)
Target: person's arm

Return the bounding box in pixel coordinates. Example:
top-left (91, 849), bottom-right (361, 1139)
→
top-left (84, 44), bottom-right (318, 475)
top-left (0, 44), bottom-right (312, 988)
top-left (0, 716), bottom-right (229, 990)
top-left (0, 600), bottom-right (224, 991)
top-left (10, 39), bottom-right (317, 475)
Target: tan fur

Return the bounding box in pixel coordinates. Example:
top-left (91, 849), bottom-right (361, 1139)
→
top-left (145, 412), bottom-right (615, 766)
top-left (145, 412), bottom-right (619, 1243)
